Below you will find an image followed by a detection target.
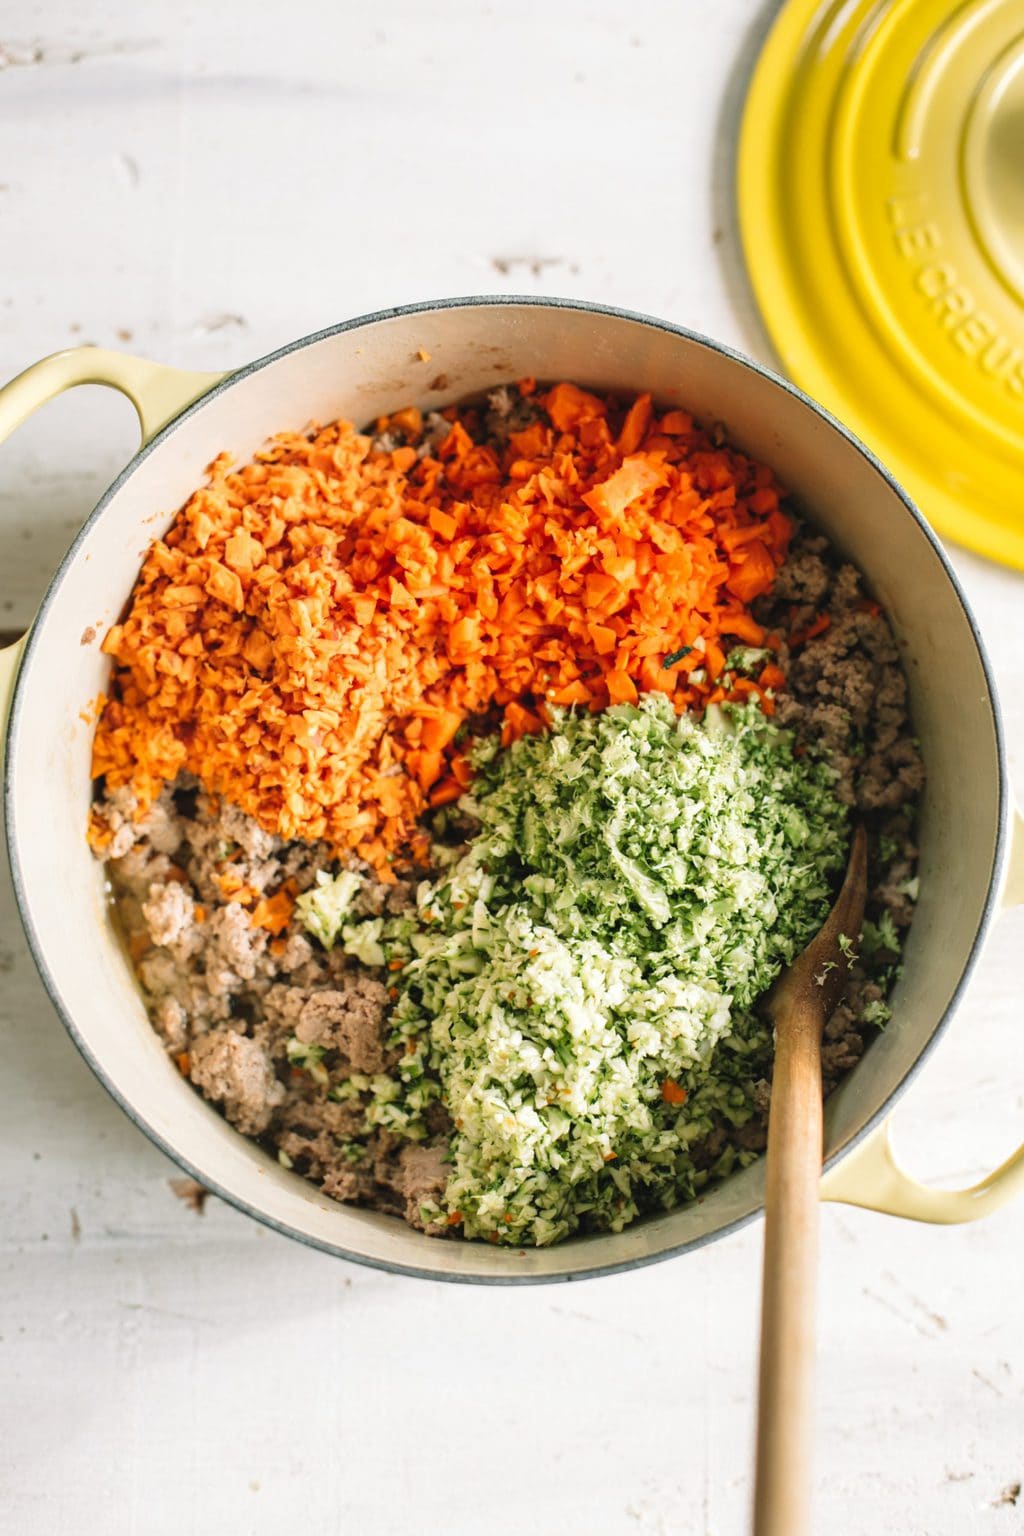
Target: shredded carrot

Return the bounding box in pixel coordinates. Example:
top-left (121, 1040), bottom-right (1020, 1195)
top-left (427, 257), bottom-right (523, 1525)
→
top-left (90, 383), bottom-right (792, 870)
top-left (661, 1079), bottom-right (688, 1105)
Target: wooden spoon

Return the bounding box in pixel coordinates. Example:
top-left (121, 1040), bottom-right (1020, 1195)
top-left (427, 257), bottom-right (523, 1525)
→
top-left (753, 824), bottom-right (869, 1536)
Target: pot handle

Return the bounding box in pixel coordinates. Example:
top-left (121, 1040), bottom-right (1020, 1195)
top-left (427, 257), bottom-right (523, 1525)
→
top-left (0, 347), bottom-right (227, 759)
top-left (0, 346), bottom-right (226, 448)
top-left (822, 804), bottom-right (1024, 1221)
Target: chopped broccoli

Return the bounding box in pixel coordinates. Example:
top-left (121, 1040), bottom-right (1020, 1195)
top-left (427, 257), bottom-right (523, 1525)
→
top-left (862, 910), bottom-right (900, 956)
top-left (724, 645), bottom-right (771, 675)
top-left (838, 931), bottom-right (859, 962)
top-left (378, 696), bottom-right (849, 1246)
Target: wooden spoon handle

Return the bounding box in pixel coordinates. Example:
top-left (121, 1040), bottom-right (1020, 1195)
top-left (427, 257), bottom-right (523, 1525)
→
top-left (753, 1003), bottom-right (825, 1536)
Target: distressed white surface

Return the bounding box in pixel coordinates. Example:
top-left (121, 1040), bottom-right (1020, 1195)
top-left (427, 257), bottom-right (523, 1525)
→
top-left (1, 3), bottom-right (1023, 1533)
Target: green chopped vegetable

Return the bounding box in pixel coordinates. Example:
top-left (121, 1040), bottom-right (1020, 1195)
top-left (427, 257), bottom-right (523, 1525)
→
top-left (286, 1037), bottom-right (329, 1087)
top-left (374, 696), bottom-right (850, 1246)
top-left (295, 869), bottom-right (364, 950)
top-left (861, 910), bottom-right (900, 957)
top-left (724, 645), bottom-right (770, 675)
top-left (878, 833), bottom-right (901, 864)
top-left (342, 916), bottom-right (387, 968)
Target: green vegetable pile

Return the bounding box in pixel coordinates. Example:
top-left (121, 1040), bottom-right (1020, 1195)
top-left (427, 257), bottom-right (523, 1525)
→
top-left (318, 696), bottom-right (850, 1246)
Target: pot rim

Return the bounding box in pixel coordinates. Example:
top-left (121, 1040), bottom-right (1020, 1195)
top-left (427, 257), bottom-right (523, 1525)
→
top-left (3, 294), bottom-right (1011, 1283)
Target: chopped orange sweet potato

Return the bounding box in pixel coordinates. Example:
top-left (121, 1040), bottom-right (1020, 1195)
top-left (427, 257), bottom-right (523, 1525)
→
top-left (90, 384), bottom-right (792, 871)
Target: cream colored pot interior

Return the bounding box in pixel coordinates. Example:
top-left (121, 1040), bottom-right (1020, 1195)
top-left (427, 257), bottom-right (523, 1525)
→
top-left (6, 303), bottom-right (1004, 1280)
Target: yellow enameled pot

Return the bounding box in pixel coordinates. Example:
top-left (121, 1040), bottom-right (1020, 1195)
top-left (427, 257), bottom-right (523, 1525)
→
top-left (2, 300), bottom-right (1022, 1282)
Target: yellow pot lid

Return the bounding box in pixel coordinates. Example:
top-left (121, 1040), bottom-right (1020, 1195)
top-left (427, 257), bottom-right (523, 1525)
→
top-left (738, 0), bottom-right (1024, 569)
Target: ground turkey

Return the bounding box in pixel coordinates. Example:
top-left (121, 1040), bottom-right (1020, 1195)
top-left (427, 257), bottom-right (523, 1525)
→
top-left (189, 1029), bottom-right (285, 1137)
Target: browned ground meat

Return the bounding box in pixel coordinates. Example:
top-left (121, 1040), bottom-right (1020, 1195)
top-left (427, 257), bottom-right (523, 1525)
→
top-left (98, 780), bottom-right (450, 1228)
top-left (91, 477), bottom-right (919, 1233)
top-left (189, 1028), bottom-right (286, 1137)
top-left (752, 522), bottom-right (922, 1108)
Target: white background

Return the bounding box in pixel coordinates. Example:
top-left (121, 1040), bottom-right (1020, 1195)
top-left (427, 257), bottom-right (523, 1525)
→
top-left (2, 4), bottom-right (1023, 1533)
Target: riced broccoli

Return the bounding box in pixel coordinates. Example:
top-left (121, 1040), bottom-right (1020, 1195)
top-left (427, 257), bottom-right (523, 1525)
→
top-left (344, 696), bottom-right (851, 1245)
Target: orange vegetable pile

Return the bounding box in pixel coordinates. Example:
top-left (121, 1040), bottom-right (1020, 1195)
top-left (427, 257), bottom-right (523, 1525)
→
top-left (90, 381), bottom-right (793, 873)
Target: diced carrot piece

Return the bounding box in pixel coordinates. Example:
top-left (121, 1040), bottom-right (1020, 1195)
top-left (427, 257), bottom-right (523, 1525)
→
top-left (428, 778), bottom-right (462, 807)
top-left (421, 710), bottom-right (463, 753)
top-left (585, 572), bottom-right (620, 608)
top-left (205, 561), bottom-right (244, 612)
top-left (617, 393), bottom-right (653, 456)
top-left (726, 541), bottom-right (776, 603)
top-left (250, 885), bottom-right (295, 936)
top-left (389, 406), bottom-right (422, 439)
top-left (767, 509), bottom-right (792, 549)
top-left (704, 640), bottom-right (726, 681)
top-left (659, 410), bottom-right (693, 435)
top-left (504, 701), bottom-right (546, 740)
top-left (790, 613), bottom-right (832, 645)
top-left (428, 508), bottom-right (458, 540)
top-left (584, 455), bottom-right (668, 521)
top-left (410, 748), bottom-right (443, 791)
top-left (542, 382), bottom-right (607, 431)
top-left (758, 663), bottom-right (786, 692)
top-left (605, 670), bottom-right (638, 706)
top-left (550, 680), bottom-right (593, 706)
top-left (224, 529), bottom-right (262, 574)
top-left (449, 753), bottom-right (473, 787)
top-left (350, 594), bottom-right (377, 626)
top-left (719, 612), bottom-right (766, 644)
top-left (587, 622), bottom-right (618, 655)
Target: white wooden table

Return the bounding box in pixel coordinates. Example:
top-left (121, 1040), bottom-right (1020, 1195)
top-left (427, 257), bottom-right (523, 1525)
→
top-left (2, 4), bottom-right (1023, 1532)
